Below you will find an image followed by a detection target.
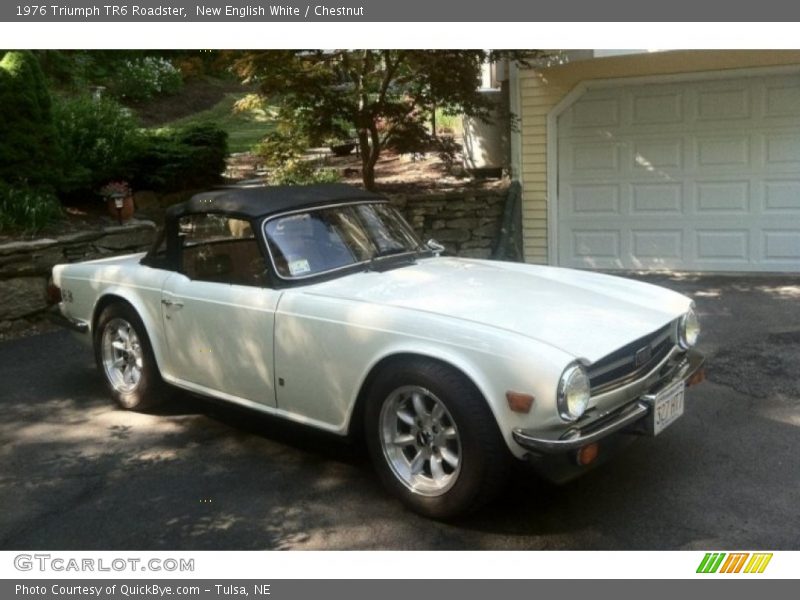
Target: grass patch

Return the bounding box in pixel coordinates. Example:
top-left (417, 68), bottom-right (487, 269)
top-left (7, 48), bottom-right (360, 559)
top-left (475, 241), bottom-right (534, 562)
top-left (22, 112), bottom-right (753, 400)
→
top-left (434, 108), bottom-right (463, 136)
top-left (0, 185), bottom-right (63, 234)
top-left (165, 92), bottom-right (276, 153)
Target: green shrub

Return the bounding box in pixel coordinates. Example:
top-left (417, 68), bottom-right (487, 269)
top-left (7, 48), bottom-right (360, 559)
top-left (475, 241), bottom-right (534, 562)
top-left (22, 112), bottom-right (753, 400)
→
top-left (177, 122), bottom-right (228, 178)
top-left (385, 119), bottom-right (431, 154)
top-left (0, 183), bottom-right (62, 234)
top-left (0, 51), bottom-right (62, 189)
top-left (131, 123), bottom-right (228, 192)
top-left (109, 57), bottom-right (183, 102)
top-left (268, 160), bottom-right (341, 186)
top-left (256, 130), bottom-right (340, 186)
top-left (254, 131), bottom-right (307, 168)
top-left (53, 94), bottom-right (142, 197)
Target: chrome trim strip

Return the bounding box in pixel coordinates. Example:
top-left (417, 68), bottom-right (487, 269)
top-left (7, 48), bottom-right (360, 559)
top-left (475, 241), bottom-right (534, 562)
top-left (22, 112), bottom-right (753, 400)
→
top-left (591, 341), bottom-right (678, 395)
top-left (512, 401), bottom-right (649, 453)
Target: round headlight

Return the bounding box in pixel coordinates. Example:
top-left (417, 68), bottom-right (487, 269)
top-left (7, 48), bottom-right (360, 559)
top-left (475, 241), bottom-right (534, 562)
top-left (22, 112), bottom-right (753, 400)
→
top-left (557, 363), bottom-right (591, 422)
top-left (678, 306), bottom-right (700, 349)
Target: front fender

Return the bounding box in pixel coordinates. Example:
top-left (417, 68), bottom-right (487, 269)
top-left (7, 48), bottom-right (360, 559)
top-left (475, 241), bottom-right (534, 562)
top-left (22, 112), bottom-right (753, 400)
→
top-left (344, 332), bottom-right (572, 459)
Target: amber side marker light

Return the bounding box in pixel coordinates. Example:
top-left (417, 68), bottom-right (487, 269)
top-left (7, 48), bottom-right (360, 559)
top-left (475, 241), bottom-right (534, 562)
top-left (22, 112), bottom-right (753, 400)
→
top-left (576, 443), bottom-right (599, 466)
top-left (687, 368), bottom-right (706, 387)
top-left (506, 391), bottom-right (535, 414)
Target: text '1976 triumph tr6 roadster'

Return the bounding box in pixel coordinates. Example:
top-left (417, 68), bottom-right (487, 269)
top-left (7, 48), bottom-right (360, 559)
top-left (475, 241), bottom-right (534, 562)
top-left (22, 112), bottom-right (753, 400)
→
top-left (50, 184), bottom-right (705, 519)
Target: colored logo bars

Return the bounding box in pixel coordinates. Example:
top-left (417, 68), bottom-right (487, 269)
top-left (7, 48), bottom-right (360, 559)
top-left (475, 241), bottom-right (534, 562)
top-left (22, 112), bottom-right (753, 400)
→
top-left (697, 552), bottom-right (773, 574)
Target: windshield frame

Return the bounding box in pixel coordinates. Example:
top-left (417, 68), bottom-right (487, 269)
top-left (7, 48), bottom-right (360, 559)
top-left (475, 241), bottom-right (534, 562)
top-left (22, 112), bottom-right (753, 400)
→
top-left (260, 200), bottom-right (429, 283)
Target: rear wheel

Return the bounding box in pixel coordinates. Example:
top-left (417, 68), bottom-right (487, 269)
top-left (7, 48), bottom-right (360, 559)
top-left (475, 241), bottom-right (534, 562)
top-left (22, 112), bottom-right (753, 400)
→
top-left (94, 302), bottom-right (165, 410)
top-left (365, 359), bottom-right (509, 519)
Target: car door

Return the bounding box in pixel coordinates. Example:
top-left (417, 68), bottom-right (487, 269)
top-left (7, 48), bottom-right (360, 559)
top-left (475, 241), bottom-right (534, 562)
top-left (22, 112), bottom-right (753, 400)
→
top-left (161, 212), bottom-right (280, 407)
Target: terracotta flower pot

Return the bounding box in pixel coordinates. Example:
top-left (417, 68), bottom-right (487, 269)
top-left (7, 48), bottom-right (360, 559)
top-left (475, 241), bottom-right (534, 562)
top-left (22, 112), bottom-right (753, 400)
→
top-left (107, 194), bottom-right (135, 223)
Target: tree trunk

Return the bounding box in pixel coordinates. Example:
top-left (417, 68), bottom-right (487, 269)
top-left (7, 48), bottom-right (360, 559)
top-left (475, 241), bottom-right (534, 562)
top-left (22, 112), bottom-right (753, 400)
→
top-left (363, 124), bottom-right (382, 191)
top-left (357, 129), bottom-right (374, 190)
top-left (357, 124), bottom-right (382, 191)
top-left (362, 162), bottom-right (376, 190)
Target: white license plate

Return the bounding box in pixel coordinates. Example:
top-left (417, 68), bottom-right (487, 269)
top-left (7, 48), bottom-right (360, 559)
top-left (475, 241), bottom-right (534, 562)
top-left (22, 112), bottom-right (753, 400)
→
top-left (648, 381), bottom-right (685, 436)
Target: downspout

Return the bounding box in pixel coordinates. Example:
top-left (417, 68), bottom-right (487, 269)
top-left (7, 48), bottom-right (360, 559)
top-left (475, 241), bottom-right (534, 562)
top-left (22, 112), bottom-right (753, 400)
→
top-left (490, 59), bottom-right (524, 262)
top-left (508, 60), bottom-right (525, 261)
top-left (508, 60), bottom-right (523, 183)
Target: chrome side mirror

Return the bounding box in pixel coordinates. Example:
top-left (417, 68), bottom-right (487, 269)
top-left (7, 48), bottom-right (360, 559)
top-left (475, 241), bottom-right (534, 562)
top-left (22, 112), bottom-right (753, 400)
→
top-left (426, 238), bottom-right (445, 255)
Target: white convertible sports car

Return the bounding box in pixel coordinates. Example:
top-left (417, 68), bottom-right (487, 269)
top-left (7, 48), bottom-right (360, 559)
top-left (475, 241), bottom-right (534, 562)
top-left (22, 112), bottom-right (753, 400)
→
top-left (50, 184), bottom-right (705, 518)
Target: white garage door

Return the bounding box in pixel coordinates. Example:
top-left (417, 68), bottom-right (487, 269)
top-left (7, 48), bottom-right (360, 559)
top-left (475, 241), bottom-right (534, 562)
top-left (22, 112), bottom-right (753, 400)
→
top-left (557, 72), bottom-right (800, 272)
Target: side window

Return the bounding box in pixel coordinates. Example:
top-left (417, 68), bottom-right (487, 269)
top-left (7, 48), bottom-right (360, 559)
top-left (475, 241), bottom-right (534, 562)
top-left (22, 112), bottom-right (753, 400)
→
top-left (178, 214), bottom-right (268, 287)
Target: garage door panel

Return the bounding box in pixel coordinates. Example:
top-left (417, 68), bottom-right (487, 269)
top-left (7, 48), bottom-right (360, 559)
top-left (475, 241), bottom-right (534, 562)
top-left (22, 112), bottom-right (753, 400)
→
top-left (696, 136), bottom-right (750, 167)
top-left (695, 230), bottom-right (751, 262)
top-left (697, 88), bottom-right (751, 121)
top-left (764, 82), bottom-right (800, 117)
top-left (695, 181), bottom-right (751, 213)
top-left (763, 230), bottom-right (800, 261)
top-left (631, 230), bottom-right (684, 260)
top-left (765, 134), bottom-right (800, 167)
top-left (631, 183), bottom-right (684, 214)
top-left (557, 72), bottom-right (800, 272)
top-left (633, 138), bottom-right (683, 170)
top-left (763, 180), bottom-right (800, 212)
top-left (571, 97), bottom-right (621, 127)
top-left (632, 92), bottom-right (683, 125)
top-left (567, 184), bottom-right (621, 215)
top-left (572, 230), bottom-right (621, 261)
top-left (569, 142), bottom-right (620, 173)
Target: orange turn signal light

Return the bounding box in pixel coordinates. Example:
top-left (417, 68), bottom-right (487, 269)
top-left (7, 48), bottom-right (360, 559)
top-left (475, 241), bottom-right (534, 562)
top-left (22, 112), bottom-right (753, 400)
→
top-left (506, 391), bottom-right (535, 414)
top-left (687, 368), bottom-right (706, 387)
top-left (576, 443), bottom-right (599, 466)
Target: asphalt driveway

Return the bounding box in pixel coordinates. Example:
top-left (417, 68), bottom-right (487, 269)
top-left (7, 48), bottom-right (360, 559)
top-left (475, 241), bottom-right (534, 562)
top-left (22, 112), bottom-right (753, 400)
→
top-left (1, 273), bottom-right (798, 549)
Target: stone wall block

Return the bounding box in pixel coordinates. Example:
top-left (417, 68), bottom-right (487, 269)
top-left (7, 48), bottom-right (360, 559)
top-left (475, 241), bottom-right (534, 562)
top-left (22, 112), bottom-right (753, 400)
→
top-left (0, 277), bottom-right (47, 320)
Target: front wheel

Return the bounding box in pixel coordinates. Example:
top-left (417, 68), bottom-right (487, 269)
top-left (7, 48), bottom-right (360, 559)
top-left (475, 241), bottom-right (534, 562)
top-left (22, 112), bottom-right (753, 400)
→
top-left (365, 359), bottom-right (509, 519)
top-left (94, 302), bottom-right (165, 411)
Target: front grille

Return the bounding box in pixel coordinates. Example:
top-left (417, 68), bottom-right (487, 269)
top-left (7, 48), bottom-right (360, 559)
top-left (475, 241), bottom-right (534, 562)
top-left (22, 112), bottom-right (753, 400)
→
top-left (588, 321), bottom-right (675, 393)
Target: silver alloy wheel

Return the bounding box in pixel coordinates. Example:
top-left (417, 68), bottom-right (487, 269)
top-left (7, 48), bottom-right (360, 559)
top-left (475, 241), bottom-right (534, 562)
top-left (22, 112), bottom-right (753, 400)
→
top-left (379, 385), bottom-right (462, 497)
top-left (101, 317), bottom-right (143, 393)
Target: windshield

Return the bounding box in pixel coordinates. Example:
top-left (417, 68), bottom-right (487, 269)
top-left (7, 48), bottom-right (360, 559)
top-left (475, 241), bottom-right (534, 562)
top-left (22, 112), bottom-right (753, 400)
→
top-left (263, 202), bottom-right (425, 279)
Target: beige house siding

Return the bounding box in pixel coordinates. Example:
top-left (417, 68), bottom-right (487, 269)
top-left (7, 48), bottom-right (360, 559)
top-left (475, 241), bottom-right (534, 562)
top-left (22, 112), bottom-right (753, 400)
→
top-left (518, 50), bottom-right (800, 264)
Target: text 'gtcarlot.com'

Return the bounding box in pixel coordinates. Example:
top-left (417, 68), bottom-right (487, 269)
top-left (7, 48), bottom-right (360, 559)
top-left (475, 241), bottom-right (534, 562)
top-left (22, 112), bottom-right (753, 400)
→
top-left (14, 554), bottom-right (195, 572)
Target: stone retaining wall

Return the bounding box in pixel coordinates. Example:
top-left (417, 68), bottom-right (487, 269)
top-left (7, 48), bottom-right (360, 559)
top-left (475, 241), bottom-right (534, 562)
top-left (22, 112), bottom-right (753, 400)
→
top-left (0, 221), bottom-right (157, 332)
top-left (390, 185), bottom-right (509, 259)
top-left (0, 184), bottom-right (511, 332)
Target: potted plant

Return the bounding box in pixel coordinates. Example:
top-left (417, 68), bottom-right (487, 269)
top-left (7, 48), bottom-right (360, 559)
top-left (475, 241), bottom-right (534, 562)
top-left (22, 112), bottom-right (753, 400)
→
top-left (100, 181), bottom-right (134, 224)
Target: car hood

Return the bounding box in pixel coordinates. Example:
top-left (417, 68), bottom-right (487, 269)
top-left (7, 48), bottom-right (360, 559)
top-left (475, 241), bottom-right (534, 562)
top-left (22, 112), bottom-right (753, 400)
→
top-left (303, 257), bottom-right (691, 363)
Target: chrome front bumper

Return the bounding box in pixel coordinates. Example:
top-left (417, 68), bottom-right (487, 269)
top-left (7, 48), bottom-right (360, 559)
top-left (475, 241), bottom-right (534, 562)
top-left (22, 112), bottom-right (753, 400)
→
top-left (512, 350), bottom-right (705, 454)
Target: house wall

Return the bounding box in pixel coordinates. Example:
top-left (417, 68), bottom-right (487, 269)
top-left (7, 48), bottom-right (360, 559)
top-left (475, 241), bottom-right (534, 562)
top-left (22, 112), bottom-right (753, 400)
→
top-left (518, 50), bottom-right (800, 264)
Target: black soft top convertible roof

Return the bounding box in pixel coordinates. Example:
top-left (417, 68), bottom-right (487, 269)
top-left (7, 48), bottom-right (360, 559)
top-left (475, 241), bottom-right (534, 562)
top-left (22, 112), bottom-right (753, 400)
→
top-left (167, 184), bottom-right (386, 221)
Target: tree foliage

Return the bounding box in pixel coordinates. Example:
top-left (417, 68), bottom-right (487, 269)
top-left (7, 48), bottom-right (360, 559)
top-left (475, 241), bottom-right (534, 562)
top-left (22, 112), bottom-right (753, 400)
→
top-left (230, 50), bottom-right (541, 189)
top-left (53, 94), bottom-right (142, 196)
top-left (0, 51), bottom-right (62, 189)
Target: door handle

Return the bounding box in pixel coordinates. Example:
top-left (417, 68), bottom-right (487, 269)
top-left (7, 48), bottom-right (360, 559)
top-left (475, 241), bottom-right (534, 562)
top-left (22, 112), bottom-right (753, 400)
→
top-left (161, 299), bottom-right (184, 308)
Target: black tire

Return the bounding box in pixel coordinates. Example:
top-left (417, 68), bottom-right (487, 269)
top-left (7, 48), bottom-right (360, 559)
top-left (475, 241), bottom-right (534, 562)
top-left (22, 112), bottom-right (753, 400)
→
top-left (364, 358), bottom-right (509, 519)
top-left (93, 302), bottom-right (165, 411)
